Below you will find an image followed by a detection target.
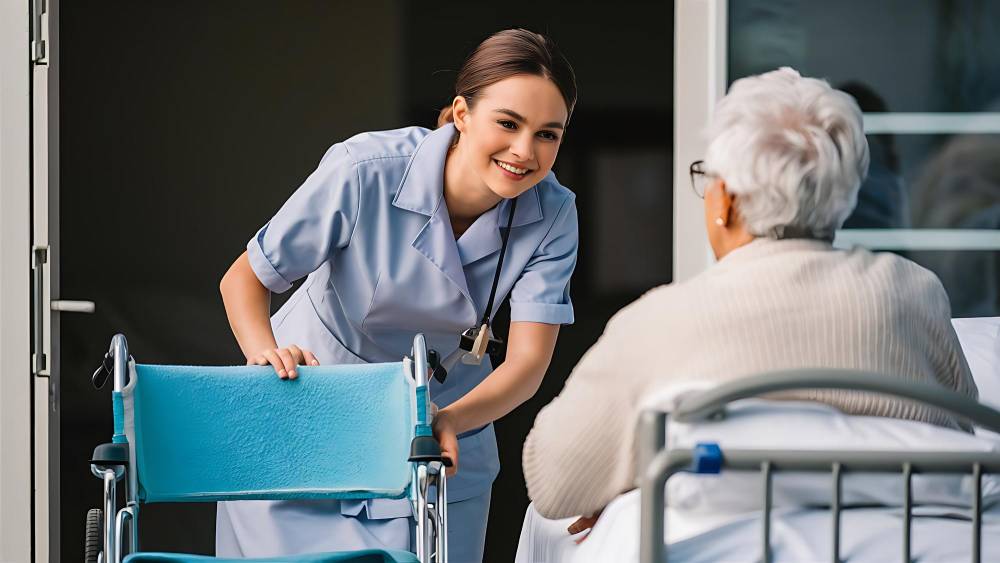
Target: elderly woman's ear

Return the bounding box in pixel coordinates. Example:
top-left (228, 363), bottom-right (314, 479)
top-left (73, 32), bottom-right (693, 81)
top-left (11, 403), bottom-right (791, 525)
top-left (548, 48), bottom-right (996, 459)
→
top-left (705, 179), bottom-right (731, 225)
top-left (704, 179), bottom-right (755, 259)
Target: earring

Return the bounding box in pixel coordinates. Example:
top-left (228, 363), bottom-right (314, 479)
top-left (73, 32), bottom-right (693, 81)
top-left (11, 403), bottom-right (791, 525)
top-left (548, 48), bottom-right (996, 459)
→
top-left (715, 217), bottom-right (725, 227)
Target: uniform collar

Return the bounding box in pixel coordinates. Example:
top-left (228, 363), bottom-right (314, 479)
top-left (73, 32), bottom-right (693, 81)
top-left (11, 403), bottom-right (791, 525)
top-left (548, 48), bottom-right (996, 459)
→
top-left (457, 195), bottom-right (539, 265)
top-left (392, 122), bottom-right (545, 228)
top-left (392, 124), bottom-right (456, 216)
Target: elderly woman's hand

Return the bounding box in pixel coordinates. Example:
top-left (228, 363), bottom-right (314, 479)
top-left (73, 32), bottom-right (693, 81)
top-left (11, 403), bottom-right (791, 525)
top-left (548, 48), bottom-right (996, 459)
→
top-left (567, 509), bottom-right (603, 543)
top-left (247, 345), bottom-right (320, 380)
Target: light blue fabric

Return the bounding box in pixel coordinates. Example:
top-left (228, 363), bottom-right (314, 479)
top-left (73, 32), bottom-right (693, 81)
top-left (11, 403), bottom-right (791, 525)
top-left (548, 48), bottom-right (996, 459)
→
top-left (122, 548), bottom-right (418, 562)
top-left (244, 123), bottom-right (579, 501)
top-left (125, 363), bottom-right (413, 503)
top-left (437, 490), bottom-right (490, 563)
top-left (216, 492), bottom-right (491, 561)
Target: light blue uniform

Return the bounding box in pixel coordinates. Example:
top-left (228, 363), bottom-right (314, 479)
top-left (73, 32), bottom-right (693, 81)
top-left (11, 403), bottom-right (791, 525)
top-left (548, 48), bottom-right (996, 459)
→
top-left (216, 123), bottom-right (578, 561)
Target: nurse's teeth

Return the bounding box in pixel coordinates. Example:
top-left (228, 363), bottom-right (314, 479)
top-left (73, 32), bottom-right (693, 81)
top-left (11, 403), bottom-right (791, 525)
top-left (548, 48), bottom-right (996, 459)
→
top-left (496, 160), bottom-right (528, 175)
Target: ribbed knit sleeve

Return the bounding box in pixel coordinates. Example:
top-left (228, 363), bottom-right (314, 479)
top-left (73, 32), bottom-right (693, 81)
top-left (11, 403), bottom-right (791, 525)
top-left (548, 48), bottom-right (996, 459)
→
top-left (522, 311), bottom-right (644, 519)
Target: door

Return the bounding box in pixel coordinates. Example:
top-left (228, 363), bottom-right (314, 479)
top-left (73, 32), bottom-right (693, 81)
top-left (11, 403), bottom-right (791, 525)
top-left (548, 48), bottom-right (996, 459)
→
top-left (30, 0), bottom-right (95, 560)
top-left (0, 0), bottom-right (34, 558)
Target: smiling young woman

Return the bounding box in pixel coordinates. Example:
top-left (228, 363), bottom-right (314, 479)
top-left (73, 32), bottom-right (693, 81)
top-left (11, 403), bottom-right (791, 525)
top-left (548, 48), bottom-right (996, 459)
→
top-left (217, 29), bottom-right (579, 562)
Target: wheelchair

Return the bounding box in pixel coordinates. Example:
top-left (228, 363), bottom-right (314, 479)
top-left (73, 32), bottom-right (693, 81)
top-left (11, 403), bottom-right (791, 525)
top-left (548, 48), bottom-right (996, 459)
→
top-left (87, 333), bottom-right (449, 563)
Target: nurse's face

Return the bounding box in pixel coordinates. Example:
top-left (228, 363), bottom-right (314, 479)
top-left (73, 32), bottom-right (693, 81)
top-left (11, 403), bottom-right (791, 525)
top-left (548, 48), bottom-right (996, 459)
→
top-left (453, 74), bottom-right (569, 200)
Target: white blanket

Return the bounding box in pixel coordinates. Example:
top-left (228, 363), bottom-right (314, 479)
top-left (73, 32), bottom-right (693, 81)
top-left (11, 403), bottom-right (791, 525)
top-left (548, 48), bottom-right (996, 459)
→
top-left (517, 491), bottom-right (1000, 562)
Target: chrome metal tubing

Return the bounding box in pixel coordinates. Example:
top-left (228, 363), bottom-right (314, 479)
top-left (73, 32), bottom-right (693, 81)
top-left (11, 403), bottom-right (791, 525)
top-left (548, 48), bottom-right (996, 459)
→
top-left (102, 468), bottom-right (117, 563)
top-left (973, 462), bottom-right (982, 563)
top-left (108, 334), bottom-right (140, 528)
top-left (415, 463), bottom-right (430, 562)
top-left (762, 461), bottom-right (772, 563)
top-left (641, 446), bottom-right (1000, 563)
top-left (903, 463), bottom-right (912, 563)
top-left (640, 449), bottom-right (694, 563)
top-left (427, 505), bottom-right (440, 560)
top-left (109, 333), bottom-right (129, 392)
top-left (671, 369), bottom-right (1000, 433)
top-left (638, 411), bottom-right (667, 480)
top-left (435, 464), bottom-right (448, 563)
top-left (114, 507), bottom-right (134, 563)
top-left (126, 504), bottom-right (138, 555)
top-left (412, 334), bottom-right (428, 387)
top-left (832, 462), bottom-right (842, 563)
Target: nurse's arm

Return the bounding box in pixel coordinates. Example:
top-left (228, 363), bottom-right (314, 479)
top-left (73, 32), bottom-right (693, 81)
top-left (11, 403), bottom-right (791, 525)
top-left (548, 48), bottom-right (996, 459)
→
top-left (433, 321), bottom-right (558, 473)
top-left (220, 251), bottom-right (319, 378)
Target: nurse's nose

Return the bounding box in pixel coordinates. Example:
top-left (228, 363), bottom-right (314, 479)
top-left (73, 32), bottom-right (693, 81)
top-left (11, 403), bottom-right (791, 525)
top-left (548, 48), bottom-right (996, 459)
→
top-left (510, 132), bottom-right (534, 162)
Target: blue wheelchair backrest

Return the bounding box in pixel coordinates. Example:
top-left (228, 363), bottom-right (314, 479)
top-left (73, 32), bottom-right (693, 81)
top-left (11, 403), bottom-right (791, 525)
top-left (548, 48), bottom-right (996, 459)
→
top-left (120, 363), bottom-right (415, 504)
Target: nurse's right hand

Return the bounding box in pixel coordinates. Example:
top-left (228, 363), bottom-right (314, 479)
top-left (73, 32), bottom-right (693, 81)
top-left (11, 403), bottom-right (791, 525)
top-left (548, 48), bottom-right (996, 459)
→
top-left (247, 345), bottom-right (320, 380)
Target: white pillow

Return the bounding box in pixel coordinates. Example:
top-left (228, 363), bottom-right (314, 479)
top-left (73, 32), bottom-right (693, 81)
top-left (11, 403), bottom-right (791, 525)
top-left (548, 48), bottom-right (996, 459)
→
top-left (665, 400), bottom-right (1000, 513)
top-left (952, 317), bottom-right (1000, 410)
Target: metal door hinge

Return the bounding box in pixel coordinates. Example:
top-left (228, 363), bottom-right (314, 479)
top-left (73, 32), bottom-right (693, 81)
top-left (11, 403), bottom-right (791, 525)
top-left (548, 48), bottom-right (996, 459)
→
top-left (32, 245), bottom-right (49, 376)
top-left (31, 0), bottom-right (48, 65)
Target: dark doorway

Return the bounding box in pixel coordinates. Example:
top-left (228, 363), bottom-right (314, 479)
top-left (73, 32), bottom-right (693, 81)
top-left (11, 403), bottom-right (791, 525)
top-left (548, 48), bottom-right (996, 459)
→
top-left (59, 3), bottom-right (673, 561)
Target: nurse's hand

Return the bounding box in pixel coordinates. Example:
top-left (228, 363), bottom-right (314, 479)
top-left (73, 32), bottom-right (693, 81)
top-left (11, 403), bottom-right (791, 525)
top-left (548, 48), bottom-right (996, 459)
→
top-left (247, 345), bottom-right (320, 380)
top-left (431, 411), bottom-right (459, 477)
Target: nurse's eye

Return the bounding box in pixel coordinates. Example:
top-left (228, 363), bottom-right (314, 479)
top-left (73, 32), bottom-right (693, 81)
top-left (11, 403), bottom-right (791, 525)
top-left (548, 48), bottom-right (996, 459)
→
top-left (537, 130), bottom-right (560, 141)
top-left (497, 120), bottom-right (517, 130)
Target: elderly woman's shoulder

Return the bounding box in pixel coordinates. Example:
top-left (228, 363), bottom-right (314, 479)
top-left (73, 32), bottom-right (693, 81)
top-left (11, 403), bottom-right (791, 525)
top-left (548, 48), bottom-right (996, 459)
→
top-left (846, 246), bottom-right (949, 301)
top-left (603, 282), bottom-right (691, 334)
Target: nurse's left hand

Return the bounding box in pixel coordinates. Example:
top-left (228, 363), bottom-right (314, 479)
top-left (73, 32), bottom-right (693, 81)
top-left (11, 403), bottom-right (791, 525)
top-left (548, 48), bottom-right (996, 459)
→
top-left (431, 411), bottom-right (459, 477)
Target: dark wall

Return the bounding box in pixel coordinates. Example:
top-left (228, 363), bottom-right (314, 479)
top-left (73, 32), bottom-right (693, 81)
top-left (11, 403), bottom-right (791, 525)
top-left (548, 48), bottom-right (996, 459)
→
top-left (59, 2), bottom-right (672, 561)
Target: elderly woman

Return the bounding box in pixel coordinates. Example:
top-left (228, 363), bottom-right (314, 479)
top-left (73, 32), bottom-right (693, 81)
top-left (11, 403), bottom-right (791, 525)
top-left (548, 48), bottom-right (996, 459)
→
top-left (521, 67), bottom-right (978, 523)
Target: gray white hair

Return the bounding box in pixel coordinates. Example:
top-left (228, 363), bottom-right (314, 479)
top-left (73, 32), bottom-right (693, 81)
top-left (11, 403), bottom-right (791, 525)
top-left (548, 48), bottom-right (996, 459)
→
top-left (705, 67), bottom-right (870, 239)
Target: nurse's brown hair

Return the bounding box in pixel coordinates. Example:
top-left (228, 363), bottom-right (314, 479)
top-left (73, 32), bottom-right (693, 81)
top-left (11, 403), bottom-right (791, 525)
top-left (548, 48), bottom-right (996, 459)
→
top-left (437, 29), bottom-right (577, 128)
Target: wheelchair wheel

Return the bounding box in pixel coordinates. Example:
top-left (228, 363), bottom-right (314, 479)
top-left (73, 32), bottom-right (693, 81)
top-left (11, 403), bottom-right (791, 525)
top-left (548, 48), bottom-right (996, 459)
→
top-left (85, 508), bottom-right (102, 563)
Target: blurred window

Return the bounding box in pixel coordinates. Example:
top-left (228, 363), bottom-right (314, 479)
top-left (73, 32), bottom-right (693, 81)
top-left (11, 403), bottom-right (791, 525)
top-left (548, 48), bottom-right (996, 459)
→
top-left (729, 0), bottom-right (1000, 316)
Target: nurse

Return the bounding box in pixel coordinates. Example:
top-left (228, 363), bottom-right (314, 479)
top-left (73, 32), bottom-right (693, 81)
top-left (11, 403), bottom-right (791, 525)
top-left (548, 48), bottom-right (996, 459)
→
top-left (215, 29), bottom-right (578, 562)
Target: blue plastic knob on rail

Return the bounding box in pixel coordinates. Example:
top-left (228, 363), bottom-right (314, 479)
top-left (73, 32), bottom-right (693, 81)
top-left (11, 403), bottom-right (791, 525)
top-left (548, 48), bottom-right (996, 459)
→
top-left (691, 442), bottom-right (723, 474)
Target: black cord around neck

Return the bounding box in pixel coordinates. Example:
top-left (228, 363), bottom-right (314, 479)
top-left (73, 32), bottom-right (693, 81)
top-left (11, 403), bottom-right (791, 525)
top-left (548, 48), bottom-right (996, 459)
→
top-left (481, 197), bottom-right (518, 328)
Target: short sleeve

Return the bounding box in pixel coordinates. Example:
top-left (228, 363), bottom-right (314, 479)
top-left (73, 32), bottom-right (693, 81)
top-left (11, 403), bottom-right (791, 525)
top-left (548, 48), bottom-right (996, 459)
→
top-left (246, 143), bottom-right (361, 293)
top-left (509, 196), bottom-right (579, 325)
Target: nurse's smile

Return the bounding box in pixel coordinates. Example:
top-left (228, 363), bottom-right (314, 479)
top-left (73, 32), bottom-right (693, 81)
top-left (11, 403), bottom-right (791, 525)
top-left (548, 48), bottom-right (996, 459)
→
top-left (493, 158), bottom-right (532, 180)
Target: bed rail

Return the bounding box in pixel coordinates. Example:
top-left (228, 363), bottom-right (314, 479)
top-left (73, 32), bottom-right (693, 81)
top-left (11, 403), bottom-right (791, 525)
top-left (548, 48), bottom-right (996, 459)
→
top-left (638, 369), bottom-right (1000, 563)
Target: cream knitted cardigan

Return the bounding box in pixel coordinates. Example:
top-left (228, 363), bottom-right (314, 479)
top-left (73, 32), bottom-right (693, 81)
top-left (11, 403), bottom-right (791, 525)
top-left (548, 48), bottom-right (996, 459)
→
top-left (522, 238), bottom-right (978, 519)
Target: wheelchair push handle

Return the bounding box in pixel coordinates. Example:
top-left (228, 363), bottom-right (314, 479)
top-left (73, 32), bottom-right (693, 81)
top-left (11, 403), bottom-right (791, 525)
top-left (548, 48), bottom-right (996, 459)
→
top-left (408, 333), bottom-right (451, 468)
top-left (412, 333), bottom-right (429, 388)
top-left (93, 333), bottom-right (132, 391)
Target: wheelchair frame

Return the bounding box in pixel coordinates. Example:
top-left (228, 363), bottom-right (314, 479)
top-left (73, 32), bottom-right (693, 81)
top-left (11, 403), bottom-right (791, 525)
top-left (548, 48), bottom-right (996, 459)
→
top-left (88, 333), bottom-right (448, 563)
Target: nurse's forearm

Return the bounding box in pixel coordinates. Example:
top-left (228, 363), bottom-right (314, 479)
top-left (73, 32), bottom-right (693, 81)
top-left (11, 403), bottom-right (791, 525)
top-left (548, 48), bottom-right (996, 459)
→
top-left (439, 322), bottom-right (559, 433)
top-left (220, 251), bottom-right (278, 359)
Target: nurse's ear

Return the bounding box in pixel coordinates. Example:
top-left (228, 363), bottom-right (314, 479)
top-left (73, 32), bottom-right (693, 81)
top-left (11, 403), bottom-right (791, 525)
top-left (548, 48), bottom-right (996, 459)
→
top-left (451, 96), bottom-right (471, 133)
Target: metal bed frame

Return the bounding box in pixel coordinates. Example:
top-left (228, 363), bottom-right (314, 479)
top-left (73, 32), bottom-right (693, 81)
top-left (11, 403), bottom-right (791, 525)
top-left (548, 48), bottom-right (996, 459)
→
top-left (88, 333), bottom-right (448, 563)
top-left (638, 369), bottom-right (1000, 563)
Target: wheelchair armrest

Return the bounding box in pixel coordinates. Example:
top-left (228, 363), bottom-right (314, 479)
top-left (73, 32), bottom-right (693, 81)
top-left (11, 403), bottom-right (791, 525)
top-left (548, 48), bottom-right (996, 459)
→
top-left (408, 435), bottom-right (453, 467)
top-left (90, 442), bottom-right (129, 466)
